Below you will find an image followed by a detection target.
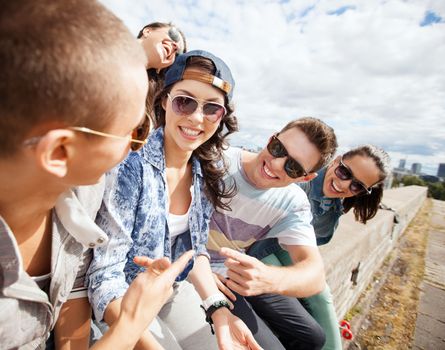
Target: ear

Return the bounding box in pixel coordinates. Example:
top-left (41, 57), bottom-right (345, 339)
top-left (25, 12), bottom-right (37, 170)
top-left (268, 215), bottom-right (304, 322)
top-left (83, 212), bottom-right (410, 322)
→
top-left (161, 95), bottom-right (168, 111)
top-left (142, 27), bottom-right (151, 38)
top-left (35, 129), bottom-right (75, 178)
top-left (300, 172), bottom-right (318, 182)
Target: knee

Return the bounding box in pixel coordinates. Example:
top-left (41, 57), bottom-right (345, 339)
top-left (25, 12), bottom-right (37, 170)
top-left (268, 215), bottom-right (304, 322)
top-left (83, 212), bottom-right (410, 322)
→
top-left (310, 322), bottom-right (326, 350)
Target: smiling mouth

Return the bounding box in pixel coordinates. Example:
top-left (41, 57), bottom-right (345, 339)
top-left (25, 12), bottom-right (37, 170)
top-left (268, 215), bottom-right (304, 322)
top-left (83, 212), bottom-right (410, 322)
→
top-left (179, 126), bottom-right (202, 138)
top-left (263, 162), bottom-right (278, 179)
top-left (331, 180), bottom-right (343, 193)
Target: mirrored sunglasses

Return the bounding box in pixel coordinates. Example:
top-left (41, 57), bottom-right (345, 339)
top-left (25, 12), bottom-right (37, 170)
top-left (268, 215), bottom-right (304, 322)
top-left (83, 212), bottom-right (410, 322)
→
top-left (334, 158), bottom-right (372, 195)
top-left (167, 93), bottom-right (226, 123)
top-left (266, 135), bottom-right (308, 178)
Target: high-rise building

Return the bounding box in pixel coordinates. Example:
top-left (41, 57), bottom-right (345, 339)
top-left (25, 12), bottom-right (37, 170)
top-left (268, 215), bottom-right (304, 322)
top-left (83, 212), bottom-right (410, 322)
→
top-left (398, 159), bottom-right (406, 169)
top-left (411, 163), bottom-right (422, 174)
top-left (438, 163), bottom-right (445, 178)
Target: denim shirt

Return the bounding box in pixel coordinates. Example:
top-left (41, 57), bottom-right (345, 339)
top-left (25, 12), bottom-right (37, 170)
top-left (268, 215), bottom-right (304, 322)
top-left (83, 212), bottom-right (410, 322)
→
top-left (298, 167), bottom-right (344, 246)
top-left (87, 127), bottom-right (213, 322)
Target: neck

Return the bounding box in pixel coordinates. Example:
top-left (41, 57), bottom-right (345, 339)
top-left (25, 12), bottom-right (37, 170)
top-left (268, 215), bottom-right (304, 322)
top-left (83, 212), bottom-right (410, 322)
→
top-left (0, 162), bottom-right (64, 240)
top-left (163, 134), bottom-right (193, 170)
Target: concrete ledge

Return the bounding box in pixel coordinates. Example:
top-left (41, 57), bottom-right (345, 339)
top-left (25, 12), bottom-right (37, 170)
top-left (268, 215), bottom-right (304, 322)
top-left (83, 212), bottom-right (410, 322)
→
top-left (320, 185), bottom-right (427, 318)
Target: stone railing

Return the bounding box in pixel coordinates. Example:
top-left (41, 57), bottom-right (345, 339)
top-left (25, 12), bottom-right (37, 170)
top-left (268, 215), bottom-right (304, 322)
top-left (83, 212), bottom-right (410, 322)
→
top-left (320, 185), bottom-right (428, 318)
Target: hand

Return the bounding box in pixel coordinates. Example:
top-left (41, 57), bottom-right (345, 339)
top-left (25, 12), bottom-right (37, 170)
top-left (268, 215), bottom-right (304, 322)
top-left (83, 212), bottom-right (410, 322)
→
top-left (213, 272), bottom-right (237, 302)
top-left (219, 247), bottom-right (274, 297)
top-left (119, 250), bottom-right (194, 333)
top-left (212, 307), bottom-right (263, 350)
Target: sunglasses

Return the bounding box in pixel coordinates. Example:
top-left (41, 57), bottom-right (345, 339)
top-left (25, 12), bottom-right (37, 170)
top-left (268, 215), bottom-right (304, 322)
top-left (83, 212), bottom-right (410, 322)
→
top-left (334, 158), bottom-right (372, 195)
top-left (167, 93), bottom-right (226, 123)
top-left (69, 114), bottom-right (150, 151)
top-left (266, 135), bottom-right (308, 178)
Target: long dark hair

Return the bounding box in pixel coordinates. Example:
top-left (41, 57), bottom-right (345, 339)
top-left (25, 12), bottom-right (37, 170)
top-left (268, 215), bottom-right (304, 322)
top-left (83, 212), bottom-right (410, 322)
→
top-left (153, 56), bottom-right (238, 211)
top-left (342, 145), bottom-right (391, 224)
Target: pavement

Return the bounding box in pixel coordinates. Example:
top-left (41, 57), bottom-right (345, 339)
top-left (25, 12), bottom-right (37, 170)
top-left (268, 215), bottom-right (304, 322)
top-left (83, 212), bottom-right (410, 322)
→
top-left (413, 199), bottom-right (445, 349)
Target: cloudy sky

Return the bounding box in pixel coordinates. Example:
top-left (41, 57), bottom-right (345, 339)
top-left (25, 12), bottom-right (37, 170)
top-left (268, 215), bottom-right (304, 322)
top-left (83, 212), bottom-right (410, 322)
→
top-left (101, 0), bottom-right (445, 175)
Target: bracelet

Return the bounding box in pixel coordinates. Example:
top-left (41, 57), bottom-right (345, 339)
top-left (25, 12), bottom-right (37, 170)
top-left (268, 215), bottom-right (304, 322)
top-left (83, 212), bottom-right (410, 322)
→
top-left (202, 292), bottom-right (227, 310)
top-left (200, 300), bottom-right (230, 334)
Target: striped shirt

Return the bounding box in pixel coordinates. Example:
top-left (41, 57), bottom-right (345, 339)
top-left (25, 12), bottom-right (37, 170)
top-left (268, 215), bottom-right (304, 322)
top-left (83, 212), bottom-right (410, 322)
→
top-left (208, 147), bottom-right (316, 275)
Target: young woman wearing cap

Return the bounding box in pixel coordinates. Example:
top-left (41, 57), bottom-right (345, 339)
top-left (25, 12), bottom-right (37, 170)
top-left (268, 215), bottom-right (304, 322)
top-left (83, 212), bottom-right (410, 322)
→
top-left (247, 144), bottom-right (391, 350)
top-left (87, 50), bottom-right (262, 350)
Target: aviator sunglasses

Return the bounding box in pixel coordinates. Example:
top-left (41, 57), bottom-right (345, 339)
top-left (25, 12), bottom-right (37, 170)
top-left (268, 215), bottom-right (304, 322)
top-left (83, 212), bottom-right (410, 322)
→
top-left (24, 114), bottom-right (150, 152)
top-left (266, 134), bottom-right (308, 178)
top-left (167, 93), bottom-right (226, 122)
top-left (334, 158), bottom-right (372, 195)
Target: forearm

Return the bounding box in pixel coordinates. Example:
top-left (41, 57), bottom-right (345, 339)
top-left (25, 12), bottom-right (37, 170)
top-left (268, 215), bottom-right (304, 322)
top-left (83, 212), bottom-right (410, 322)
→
top-left (104, 298), bottom-right (163, 350)
top-left (54, 298), bottom-right (91, 350)
top-left (187, 255), bottom-right (220, 299)
top-left (273, 245), bottom-right (325, 297)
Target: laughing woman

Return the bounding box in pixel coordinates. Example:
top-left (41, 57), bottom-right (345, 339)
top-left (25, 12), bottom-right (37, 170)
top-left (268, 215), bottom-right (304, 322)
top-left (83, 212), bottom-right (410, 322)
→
top-left (87, 50), bottom-right (261, 350)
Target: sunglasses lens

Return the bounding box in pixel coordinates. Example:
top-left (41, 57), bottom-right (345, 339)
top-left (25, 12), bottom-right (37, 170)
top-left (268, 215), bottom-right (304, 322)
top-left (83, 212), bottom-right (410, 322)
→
top-left (267, 137), bottom-right (287, 158)
top-left (349, 181), bottom-right (366, 194)
top-left (172, 96), bottom-right (198, 116)
top-left (285, 159), bottom-right (306, 178)
top-left (202, 103), bottom-right (226, 122)
top-left (335, 163), bottom-right (352, 180)
top-left (130, 115), bottom-right (151, 151)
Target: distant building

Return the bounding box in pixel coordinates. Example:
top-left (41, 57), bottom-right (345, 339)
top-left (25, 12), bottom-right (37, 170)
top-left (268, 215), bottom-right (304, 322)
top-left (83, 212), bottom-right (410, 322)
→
top-left (398, 159), bottom-right (406, 169)
top-left (411, 163), bottom-right (422, 174)
top-left (438, 163), bottom-right (445, 178)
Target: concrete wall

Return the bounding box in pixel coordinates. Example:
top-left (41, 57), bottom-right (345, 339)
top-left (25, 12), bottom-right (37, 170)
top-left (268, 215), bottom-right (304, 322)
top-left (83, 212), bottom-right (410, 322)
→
top-left (320, 185), bottom-right (428, 319)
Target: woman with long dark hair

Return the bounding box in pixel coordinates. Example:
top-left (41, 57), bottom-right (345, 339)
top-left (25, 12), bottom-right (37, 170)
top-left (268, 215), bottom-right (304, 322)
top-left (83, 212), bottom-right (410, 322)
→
top-left (88, 50), bottom-right (261, 350)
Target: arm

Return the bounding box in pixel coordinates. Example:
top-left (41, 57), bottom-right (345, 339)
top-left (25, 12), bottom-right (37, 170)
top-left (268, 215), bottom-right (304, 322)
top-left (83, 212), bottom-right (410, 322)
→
top-left (54, 298), bottom-right (91, 350)
top-left (220, 245), bottom-right (325, 298)
top-left (188, 255), bottom-right (262, 350)
top-left (91, 252), bottom-right (194, 350)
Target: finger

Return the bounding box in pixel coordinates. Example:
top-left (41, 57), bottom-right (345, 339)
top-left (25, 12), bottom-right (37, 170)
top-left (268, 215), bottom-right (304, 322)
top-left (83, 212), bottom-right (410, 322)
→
top-left (160, 250), bottom-right (194, 282)
top-left (214, 275), bottom-right (237, 302)
top-left (149, 257), bottom-right (172, 275)
top-left (133, 255), bottom-right (154, 267)
top-left (219, 248), bottom-right (256, 267)
top-left (224, 259), bottom-right (251, 277)
top-left (244, 331), bottom-right (263, 350)
top-left (224, 278), bottom-right (248, 296)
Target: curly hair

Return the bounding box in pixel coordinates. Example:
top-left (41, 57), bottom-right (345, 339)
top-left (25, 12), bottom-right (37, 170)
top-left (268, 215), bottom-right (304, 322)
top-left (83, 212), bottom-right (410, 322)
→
top-left (342, 145), bottom-right (391, 224)
top-left (152, 56), bottom-right (238, 211)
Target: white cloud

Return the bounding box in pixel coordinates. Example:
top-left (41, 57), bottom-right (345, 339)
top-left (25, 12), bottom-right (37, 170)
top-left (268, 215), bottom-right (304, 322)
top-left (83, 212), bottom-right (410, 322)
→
top-left (101, 0), bottom-right (445, 175)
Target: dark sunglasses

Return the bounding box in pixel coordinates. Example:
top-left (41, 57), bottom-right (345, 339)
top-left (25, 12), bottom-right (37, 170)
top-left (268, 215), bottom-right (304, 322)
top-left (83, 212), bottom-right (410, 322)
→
top-left (334, 158), bottom-right (372, 195)
top-left (167, 94), bottom-right (226, 123)
top-left (266, 135), bottom-right (308, 178)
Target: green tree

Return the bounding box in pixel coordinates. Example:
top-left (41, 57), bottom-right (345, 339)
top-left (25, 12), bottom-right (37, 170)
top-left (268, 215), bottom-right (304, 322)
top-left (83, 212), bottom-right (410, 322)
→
top-left (428, 182), bottom-right (445, 201)
top-left (400, 175), bottom-right (426, 187)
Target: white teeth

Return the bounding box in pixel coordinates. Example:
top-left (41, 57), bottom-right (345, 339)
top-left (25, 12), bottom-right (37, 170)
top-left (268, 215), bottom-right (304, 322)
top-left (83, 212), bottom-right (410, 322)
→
top-left (332, 181), bottom-right (342, 192)
top-left (263, 164), bottom-right (277, 178)
top-left (180, 127), bottom-right (200, 136)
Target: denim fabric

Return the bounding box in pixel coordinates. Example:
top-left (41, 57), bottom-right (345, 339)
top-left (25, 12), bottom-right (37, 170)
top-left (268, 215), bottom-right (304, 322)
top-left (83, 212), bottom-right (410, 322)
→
top-left (87, 127), bottom-right (214, 322)
top-left (298, 167), bottom-right (343, 246)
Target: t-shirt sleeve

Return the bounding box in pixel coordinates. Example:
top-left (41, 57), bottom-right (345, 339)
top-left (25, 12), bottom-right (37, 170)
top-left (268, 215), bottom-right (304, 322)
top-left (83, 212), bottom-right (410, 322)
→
top-left (266, 191), bottom-right (316, 247)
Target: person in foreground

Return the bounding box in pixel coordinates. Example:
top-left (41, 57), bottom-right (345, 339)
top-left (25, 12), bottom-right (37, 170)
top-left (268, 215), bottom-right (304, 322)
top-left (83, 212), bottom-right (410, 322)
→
top-left (207, 118), bottom-right (338, 349)
top-left (87, 50), bottom-right (262, 350)
top-left (0, 0), bottom-right (193, 349)
top-left (248, 144), bottom-right (391, 350)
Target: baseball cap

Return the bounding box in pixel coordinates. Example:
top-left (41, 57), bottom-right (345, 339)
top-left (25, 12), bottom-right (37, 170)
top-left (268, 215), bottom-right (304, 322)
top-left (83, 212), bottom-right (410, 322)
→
top-left (164, 50), bottom-right (235, 102)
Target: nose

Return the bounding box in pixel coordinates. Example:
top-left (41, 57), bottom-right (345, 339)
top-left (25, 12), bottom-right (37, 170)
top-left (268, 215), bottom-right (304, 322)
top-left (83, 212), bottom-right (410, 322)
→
top-left (269, 156), bottom-right (287, 174)
top-left (186, 105), bottom-right (205, 124)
